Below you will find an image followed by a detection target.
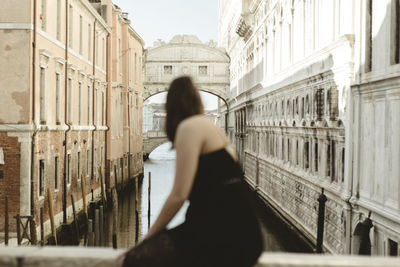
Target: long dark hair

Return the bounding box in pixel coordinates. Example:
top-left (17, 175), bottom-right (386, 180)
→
top-left (165, 76), bottom-right (204, 143)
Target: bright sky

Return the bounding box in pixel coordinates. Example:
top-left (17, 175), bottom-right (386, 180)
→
top-left (114, 0), bottom-right (219, 48)
top-left (114, 0), bottom-right (220, 110)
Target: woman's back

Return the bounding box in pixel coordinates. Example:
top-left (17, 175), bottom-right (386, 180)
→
top-left (122, 77), bottom-right (262, 267)
top-left (172, 115), bottom-right (263, 266)
top-left (179, 115), bottom-right (238, 160)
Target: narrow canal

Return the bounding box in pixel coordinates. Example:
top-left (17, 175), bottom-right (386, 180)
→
top-left (99, 143), bottom-right (313, 252)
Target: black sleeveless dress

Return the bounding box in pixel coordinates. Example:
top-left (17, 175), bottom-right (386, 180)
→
top-left (123, 147), bottom-right (263, 267)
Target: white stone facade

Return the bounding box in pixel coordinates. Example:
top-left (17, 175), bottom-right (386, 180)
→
top-left (143, 35), bottom-right (230, 104)
top-left (218, 0), bottom-right (400, 255)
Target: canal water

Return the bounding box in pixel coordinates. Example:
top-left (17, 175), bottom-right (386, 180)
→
top-left (100, 143), bottom-right (313, 253)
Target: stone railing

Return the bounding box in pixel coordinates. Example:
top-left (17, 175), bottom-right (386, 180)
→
top-left (143, 131), bottom-right (167, 139)
top-left (1, 247), bottom-right (400, 267)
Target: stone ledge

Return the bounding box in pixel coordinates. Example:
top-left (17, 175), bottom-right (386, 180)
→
top-left (0, 247), bottom-right (124, 267)
top-left (1, 248), bottom-right (400, 267)
top-left (257, 253), bottom-right (400, 267)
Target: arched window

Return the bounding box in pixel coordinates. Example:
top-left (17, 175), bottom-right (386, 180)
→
top-left (305, 95), bottom-right (309, 114)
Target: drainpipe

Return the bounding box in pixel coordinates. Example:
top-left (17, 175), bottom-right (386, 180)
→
top-left (91, 20), bottom-right (96, 183)
top-left (127, 45), bottom-right (131, 181)
top-left (105, 32), bottom-right (110, 191)
top-left (127, 88), bottom-right (131, 181)
top-left (30, 0), bottom-right (38, 220)
top-left (63, 0), bottom-right (71, 224)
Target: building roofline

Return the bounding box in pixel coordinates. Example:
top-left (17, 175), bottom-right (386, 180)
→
top-left (81, 0), bottom-right (112, 33)
top-left (128, 26), bottom-right (145, 47)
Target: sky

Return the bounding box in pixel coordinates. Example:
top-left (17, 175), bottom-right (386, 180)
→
top-left (114, 0), bottom-right (219, 48)
top-left (114, 0), bottom-right (220, 110)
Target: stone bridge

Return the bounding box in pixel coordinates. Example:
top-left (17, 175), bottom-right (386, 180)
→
top-left (2, 247), bottom-right (400, 267)
top-left (143, 131), bottom-right (169, 160)
top-left (143, 35), bottom-right (230, 105)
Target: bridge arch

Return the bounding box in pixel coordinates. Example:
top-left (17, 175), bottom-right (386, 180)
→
top-left (142, 131), bottom-right (169, 161)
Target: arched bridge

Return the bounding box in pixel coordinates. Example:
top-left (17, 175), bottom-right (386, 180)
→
top-left (143, 35), bottom-right (230, 105)
top-left (143, 131), bottom-right (169, 160)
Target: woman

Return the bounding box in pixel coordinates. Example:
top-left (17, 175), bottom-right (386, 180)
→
top-left (122, 76), bottom-right (263, 267)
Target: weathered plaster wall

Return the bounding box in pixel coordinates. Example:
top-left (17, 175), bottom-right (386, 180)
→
top-left (0, 30), bottom-right (31, 124)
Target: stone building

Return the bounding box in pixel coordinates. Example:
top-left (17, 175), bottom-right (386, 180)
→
top-left (142, 34), bottom-right (230, 158)
top-left (218, 0), bottom-right (400, 255)
top-left (106, 5), bottom-right (144, 191)
top-left (143, 35), bottom-right (230, 112)
top-left (142, 102), bottom-right (165, 132)
top-left (0, 0), bottom-right (143, 239)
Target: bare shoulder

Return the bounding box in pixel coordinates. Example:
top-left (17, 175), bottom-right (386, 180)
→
top-left (177, 115), bottom-right (212, 132)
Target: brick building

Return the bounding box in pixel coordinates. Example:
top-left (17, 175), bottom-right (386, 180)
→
top-left (0, 0), bottom-right (144, 239)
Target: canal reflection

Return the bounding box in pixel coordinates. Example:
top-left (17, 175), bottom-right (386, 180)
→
top-left (103, 142), bottom-right (313, 253)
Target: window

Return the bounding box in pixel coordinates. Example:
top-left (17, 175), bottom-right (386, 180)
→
top-left (56, 73), bottom-right (61, 124)
top-left (135, 92), bottom-right (139, 132)
top-left (120, 91), bottom-right (123, 135)
top-left (288, 23), bottom-right (292, 63)
top-left (40, 67), bottom-right (46, 123)
top-left (304, 141), bottom-right (309, 170)
top-left (68, 5), bottom-right (73, 48)
top-left (296, 140), bottom-right (299, 165)
top-left (102, 38), bottom-right (105, 68)
top-left (87, 85), bottom-right (91, 124)
top-left (102, 91), bottom-right (104, 125)
top-left (56, 0), bottom-right (61, 40)
top-left (119, 39), bottom-right (122, 73)
top-left (67, 154), bottom-right (71, 184)
top-left (39, 160), bottom-right (45, 196)
top-left (78, 82), bottom-right (82, 125)
top-left (101, 147), bottom-right (104, 166)
top-left (94, 88), bottom-right (98, 124)
top-left (95, 32), bottom-right (99, 65)
top-left (134, 53), bottom-right (137, 83)
top-left (389, 239), bottom-right (398, 256)
top-left (88, 24), bottom-right (92, 60)
top-left (94, 148), bottom-right (97, 179)
top-left (68, 78), bottom-right (72, 124)
top-left (77, 152), bottom-right (81, 181)
top-left (365, 0), bottom-right (373, 72)
top-left (341, 148), bottom-right (345, 182)
top-left (327, 143), bottom-right (331, 177)
top-left (54, 156), bottom-right (59, 189)
top-left (316, 89), bottom-right (324, 119)
top-left (86, 149), bottom-right (90, 176)
top-left (79, 15), bottom-right (83, 54)
top-left (120, 158), bottom-right (123, 180)
top-left (391, 0), bottom-right (400, 64)
top-left (199, 66), bottom-right (208, 76)
top-left (305, 95), bottom-right (309, 114)
top-left (139, 57), bottom-right (142, 78)
top-left (331, 141), bottom-right (336, 182)
top-left (164, 65), bottom-right (172, 75)
top-left (41, 0), bottom-right (47, 31)
top-left (315, 141), bottom-right (319, 172)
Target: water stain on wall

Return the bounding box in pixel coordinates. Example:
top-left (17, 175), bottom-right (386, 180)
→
top-left (11, 91), bottom-right (29, 123)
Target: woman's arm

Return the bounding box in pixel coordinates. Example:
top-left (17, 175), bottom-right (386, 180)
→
top-left (144, 119), bottom-right (203, 240)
